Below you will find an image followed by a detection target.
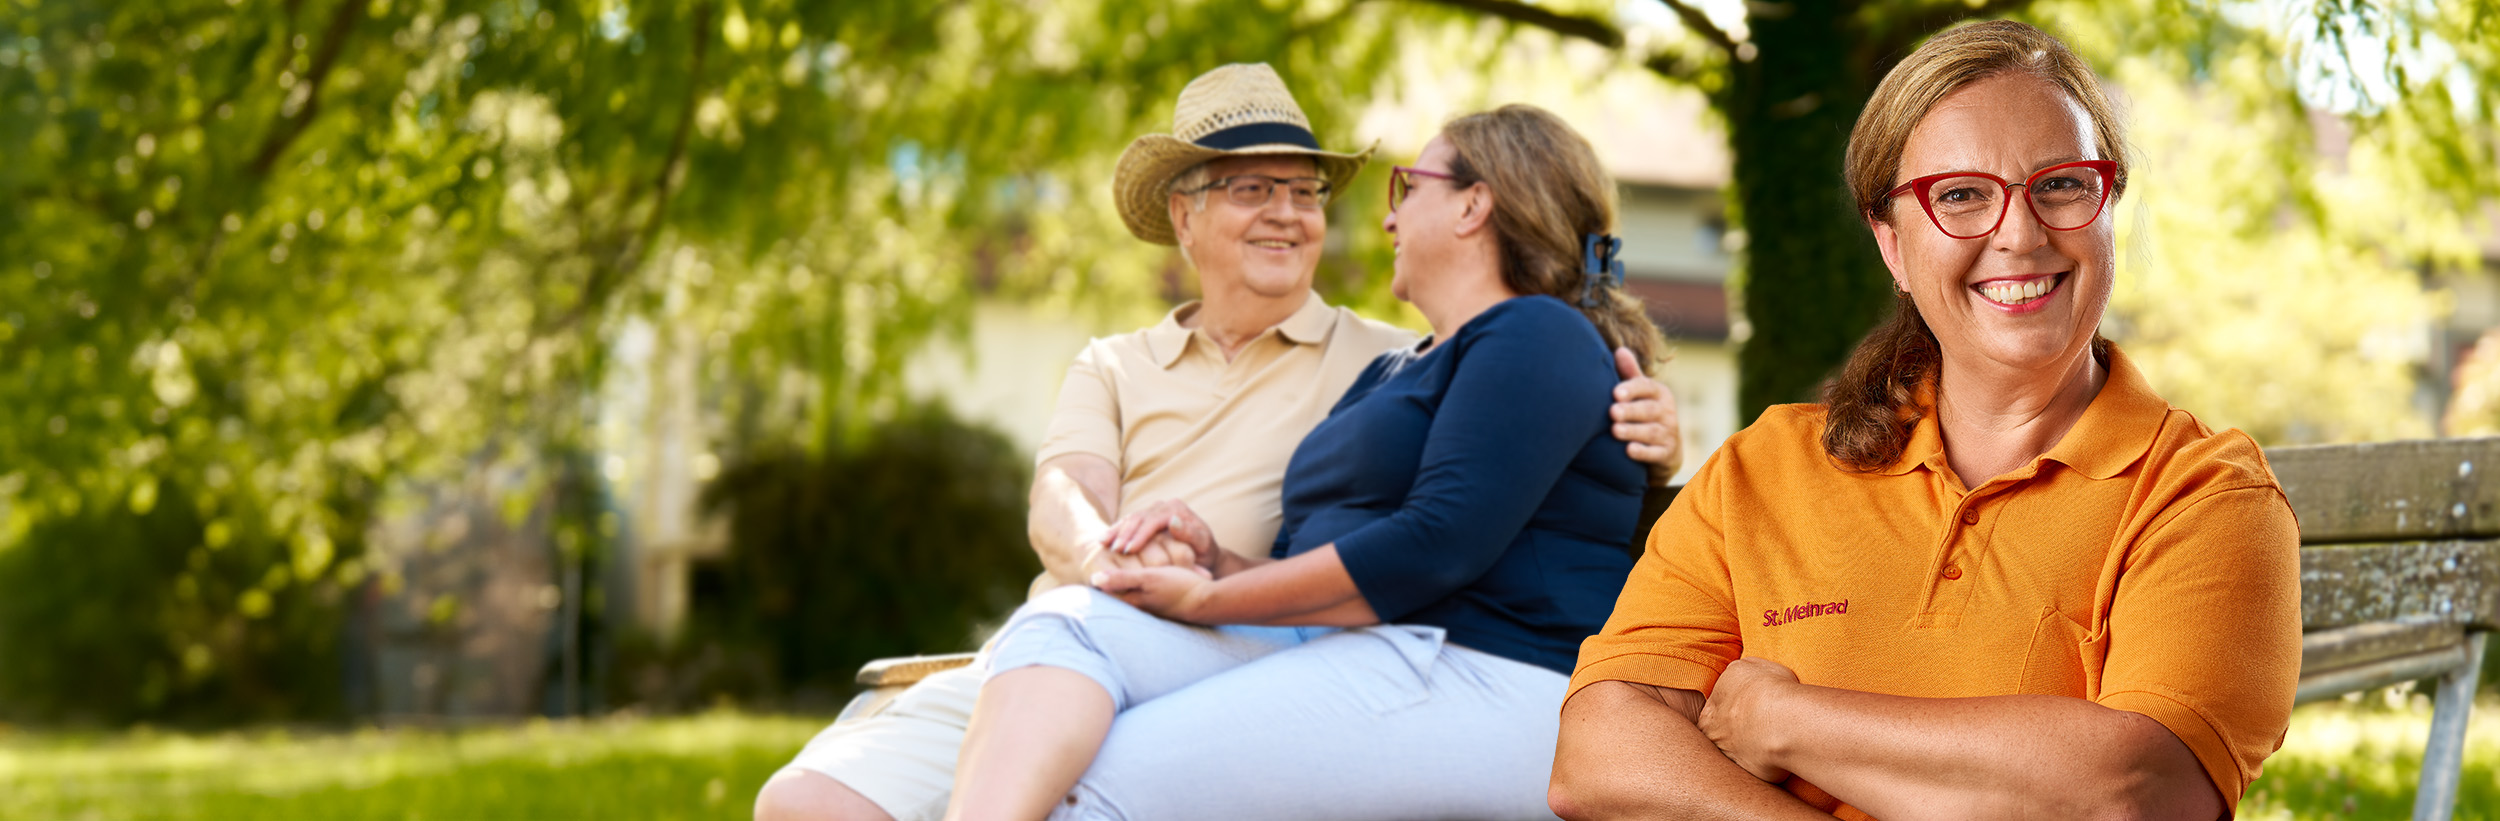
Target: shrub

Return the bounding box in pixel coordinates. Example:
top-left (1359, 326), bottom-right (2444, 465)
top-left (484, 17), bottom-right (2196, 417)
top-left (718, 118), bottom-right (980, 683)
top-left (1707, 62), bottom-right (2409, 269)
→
top-left (0, 479), bottom-right (359, 725)
top-left (689, 404), bottom-right (1037, 705)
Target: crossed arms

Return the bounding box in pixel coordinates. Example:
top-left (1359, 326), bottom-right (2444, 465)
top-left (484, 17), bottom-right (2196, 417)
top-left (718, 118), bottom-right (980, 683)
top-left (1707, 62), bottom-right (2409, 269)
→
top-left (1549, 667), bottom-right (2223, 820)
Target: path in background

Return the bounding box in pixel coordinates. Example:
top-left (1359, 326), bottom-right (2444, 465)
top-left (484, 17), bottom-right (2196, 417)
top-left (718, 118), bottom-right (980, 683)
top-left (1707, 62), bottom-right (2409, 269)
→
top-left (0, 701), bottom-right (2491, 819)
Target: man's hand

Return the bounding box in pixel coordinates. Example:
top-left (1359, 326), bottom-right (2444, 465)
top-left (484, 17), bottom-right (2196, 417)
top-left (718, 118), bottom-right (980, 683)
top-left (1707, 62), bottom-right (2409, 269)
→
top-left (1698, 656), bottom-right (1803, 784)
top-left (1082, 534), bottom-right (1196, 578)
top-left (1092, 563), bottom-right (1217, 622)
top-left (1101, 499), bottom-right (1220, 573)
top-left (1610, 347), bottom-right (1683, 483)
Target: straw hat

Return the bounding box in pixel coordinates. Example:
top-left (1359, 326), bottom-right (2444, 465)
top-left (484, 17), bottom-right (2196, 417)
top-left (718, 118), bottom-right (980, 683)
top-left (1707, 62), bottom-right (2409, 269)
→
top-left (1113, 63), bottom-right (1374, 245)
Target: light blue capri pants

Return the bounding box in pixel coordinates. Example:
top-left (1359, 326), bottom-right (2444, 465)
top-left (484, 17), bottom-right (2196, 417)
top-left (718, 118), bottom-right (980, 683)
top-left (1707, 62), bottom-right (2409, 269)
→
top-left (979, 585), bottom-right (1569, 821)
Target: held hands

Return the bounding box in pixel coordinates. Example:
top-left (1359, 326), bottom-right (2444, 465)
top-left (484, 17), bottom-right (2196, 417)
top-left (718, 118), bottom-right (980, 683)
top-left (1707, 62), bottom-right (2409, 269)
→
top-left (1699, 656), bottom-right (1803, 784)
top-left (1078, 532), bottom-right (1197, 580)
top-left (1091, 552), bottom-right (1216, 621)
top-left (1086, 500), bottom-right (1226, 620)
top-left (1101, 499), bottom-right (1222, 574)
top-left (1611, 347), bottom-right (1683, 482)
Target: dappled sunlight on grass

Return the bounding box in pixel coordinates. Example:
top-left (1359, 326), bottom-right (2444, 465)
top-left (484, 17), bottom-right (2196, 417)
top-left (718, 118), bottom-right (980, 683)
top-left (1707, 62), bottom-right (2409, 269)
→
top-left (0, 710), bottom-right (826, 821)
top-left (2240, 695), bottom-right (2500, 820)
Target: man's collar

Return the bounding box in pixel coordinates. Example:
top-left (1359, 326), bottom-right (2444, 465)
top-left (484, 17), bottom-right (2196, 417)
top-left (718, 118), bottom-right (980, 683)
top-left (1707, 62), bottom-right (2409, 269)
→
top-left (1274, 291), bottom-right (1335, 345)
top-left (1145, 292), bottom-right (1333, 369)
top-left (1877, 344), bottom-right (2166, 481)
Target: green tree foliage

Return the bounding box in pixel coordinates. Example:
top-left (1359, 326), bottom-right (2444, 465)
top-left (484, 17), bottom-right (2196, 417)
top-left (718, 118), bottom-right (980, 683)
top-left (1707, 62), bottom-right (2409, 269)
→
top-left (1417, 0), bottom-right (2497, 426)
top-left (0, 0), bottom-right (1411, 721)
top-left (689, 405), bottom-right (1035, 703)
top-left (2031, 0), bottom-right (2492, 442)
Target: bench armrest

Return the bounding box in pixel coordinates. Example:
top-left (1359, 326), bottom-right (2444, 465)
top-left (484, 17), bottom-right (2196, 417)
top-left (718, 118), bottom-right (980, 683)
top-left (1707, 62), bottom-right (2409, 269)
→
top-left (855, 652), bottom-right (980, 688)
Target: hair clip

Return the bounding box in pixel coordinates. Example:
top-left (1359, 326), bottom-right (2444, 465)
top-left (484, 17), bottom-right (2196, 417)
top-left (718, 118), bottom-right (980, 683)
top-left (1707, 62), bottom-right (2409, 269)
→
top-left (1580, 233), bottom-right (1625, 308)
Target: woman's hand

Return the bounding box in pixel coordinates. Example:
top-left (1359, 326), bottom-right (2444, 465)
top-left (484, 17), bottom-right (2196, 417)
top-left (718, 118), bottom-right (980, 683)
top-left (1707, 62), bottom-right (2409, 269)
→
top-left (1610, 347), bottom-right (1683, 482)
top-left (1102, 500), bottom-right (1221, 573)
top-left (1699, 656), bottom-right (1803, 784)
top-left (1092, 563), bottom-right (1217, 622)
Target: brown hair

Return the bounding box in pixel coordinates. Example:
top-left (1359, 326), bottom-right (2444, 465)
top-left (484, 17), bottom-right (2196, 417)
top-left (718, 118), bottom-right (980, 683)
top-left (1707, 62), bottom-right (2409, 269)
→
top-left (1823, 20), bottom-right (2127, 471)
top-left (1441, 104), bottom-right (1668, 372)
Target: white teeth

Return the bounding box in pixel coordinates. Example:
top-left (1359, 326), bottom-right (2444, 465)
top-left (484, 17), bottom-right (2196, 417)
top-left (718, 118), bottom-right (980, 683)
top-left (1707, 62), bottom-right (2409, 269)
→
top-left (1250, 240), bottom-right (1293, 249)
top-left (1978, 277), bottom-right (2056, 305)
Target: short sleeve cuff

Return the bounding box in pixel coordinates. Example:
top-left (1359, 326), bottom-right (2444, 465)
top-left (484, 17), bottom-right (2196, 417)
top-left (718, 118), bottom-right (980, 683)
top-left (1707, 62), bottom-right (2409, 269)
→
top-left (1565, 651), bottom-right (1727, 708)
top-left (2098, 688), bottom-right (2247, 812)
top-left (1033, 440), bottom-right (1121, 471)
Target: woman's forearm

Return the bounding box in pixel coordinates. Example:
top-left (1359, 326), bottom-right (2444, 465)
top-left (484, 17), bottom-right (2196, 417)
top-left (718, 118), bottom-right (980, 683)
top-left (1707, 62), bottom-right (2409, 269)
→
top-left (1209, 546), bottom-right (1266, 579)
top-left (1757, 686), bottom-right (2221, 820)
top-left (1189, 545), bottom-right (1378, 627)
top-left (1550, 681), bottom-right (1833, 820)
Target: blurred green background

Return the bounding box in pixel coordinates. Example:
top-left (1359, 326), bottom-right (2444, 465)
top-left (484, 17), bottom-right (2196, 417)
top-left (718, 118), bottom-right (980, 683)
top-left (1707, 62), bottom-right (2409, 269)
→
top-left (2, 0), bottom-right (2497, 817)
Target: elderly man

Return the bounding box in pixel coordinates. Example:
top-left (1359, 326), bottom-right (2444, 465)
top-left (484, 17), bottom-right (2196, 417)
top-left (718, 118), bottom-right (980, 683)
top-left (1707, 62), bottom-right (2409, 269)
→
top-left (755, 63), bottom-right (1682, 821)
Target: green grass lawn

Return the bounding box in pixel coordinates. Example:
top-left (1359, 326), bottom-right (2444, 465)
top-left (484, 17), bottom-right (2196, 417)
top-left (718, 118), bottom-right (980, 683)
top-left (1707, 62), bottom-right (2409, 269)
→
top-left (0, 699), bottom-right (2494, 819)
top-left (2243, 694), bottom-right (2500, 820)
top-left (0, 709), bottom-right (828, 821)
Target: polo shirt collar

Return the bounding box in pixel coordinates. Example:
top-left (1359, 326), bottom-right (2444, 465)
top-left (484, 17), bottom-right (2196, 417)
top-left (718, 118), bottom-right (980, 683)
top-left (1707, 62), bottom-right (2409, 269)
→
top-left (1144, 291), bottom-right (1335, 369)
top-left (1879, 383), bottom-right (1948, 477)
top-left (1876, 343), bottom-right (2167, 481)
top-left (2039, 344), bottom-right (2168, 480)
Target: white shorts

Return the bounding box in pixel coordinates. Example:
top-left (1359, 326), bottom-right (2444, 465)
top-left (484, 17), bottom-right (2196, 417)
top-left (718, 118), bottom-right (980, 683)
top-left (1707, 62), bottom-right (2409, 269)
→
top-left (777, 662), bottom-right (981, 821)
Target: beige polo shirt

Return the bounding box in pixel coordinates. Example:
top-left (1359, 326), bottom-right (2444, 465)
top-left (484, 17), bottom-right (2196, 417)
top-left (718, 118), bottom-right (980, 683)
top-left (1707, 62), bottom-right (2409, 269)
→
top-left (1035, 292), bottom-right (1418, 585)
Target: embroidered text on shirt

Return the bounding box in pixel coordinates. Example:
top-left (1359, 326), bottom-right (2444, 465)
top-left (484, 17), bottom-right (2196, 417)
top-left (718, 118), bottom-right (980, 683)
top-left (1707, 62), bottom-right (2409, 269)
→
top-left (1763, 599), bottom-right (1849, 627)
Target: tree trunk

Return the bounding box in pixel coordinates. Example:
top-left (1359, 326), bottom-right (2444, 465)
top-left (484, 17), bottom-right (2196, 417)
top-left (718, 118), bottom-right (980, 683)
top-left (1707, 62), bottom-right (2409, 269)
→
top-left (1728, 1), bottom-right (1893, 423)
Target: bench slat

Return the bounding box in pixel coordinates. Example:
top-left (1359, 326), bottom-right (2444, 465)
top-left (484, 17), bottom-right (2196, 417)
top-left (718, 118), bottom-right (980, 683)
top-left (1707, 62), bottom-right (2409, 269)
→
top-left (2269, 438), bottom-right (2500, 544)
top-left (2295, 642), bottom-right (2472, 705)
top-left (2300, 541), bottom-right (2500, 631)
top-left (2302, 619), bottom-right (2464, 673)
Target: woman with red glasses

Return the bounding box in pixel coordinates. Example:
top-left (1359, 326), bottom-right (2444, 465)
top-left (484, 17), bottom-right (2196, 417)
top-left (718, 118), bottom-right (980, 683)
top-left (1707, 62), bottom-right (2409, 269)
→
top-left (1552, 20), bottom-right (2301, 820)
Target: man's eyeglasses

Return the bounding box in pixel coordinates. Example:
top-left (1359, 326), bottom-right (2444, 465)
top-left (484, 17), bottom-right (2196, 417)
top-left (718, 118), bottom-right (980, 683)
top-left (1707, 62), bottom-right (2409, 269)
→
top-left (1189, 175), bottom-right (1332, 210)
top-left (1882, 160), bottom-right (2118, 239)
top-left (1388, 165), bottom-right (1460, 212)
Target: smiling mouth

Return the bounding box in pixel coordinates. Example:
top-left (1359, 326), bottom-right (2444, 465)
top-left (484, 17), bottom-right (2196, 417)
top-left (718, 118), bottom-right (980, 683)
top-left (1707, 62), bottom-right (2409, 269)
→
top-left (1974, 273), bottom-right (2065, 307)
top-left (1249, 240), bottom-right (1297, 250)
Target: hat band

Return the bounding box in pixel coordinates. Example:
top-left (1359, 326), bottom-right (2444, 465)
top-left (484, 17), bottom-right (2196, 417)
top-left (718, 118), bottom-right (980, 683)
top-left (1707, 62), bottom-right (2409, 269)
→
top-left (1192, 121), bottom-right (1320, 151)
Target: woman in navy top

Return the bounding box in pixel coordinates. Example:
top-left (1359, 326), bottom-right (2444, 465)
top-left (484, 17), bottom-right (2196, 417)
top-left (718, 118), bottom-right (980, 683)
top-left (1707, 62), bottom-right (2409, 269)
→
top-left (948, 105), bottom-right (1667, 820)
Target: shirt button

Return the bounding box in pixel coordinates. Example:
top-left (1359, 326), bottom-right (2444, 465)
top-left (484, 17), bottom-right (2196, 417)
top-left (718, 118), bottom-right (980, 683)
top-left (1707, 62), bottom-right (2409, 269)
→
top-left (1960, 508), bottom-right (1981, 526)
top-left (1942, 564), bottom-right (1964, 580)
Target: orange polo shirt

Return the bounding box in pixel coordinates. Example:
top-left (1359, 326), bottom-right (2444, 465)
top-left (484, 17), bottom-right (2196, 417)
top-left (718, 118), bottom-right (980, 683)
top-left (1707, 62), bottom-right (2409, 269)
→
top-left (1569, 346), bottom-right (2300, 818)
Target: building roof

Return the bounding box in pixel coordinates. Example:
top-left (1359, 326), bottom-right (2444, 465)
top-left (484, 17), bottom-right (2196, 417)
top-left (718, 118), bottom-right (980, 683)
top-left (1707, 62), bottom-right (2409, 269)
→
top-left (1353, 41), bottom-right (1731, 190)
top-left (1577, 79), bottom-right (1730, 190)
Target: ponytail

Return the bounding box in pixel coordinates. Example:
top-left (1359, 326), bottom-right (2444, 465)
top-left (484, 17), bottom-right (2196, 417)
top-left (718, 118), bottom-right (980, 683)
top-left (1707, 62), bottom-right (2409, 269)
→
top-left (1820, 294), bottom-right (1939, 471)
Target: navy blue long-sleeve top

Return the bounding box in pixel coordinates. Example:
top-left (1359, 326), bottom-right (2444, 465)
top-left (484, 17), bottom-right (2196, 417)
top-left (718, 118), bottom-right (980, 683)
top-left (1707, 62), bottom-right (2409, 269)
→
top-left (1271, 295), bottom-right (1642, 675)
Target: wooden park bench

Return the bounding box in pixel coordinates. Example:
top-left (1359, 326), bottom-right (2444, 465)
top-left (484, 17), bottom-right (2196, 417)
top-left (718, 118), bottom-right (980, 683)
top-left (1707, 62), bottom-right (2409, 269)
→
top-left (2273, 437), bottom-right (2495, 821)
top-left (838, 437), bottom-right (2500, 820)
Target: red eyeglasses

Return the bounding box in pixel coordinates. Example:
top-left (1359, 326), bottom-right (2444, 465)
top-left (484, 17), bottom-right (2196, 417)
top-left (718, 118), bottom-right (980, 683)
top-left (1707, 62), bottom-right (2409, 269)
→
top-left (1882, 160), bottom-right (2119, 239)
top-left (1389, 165), bottom-right (1461, 212)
